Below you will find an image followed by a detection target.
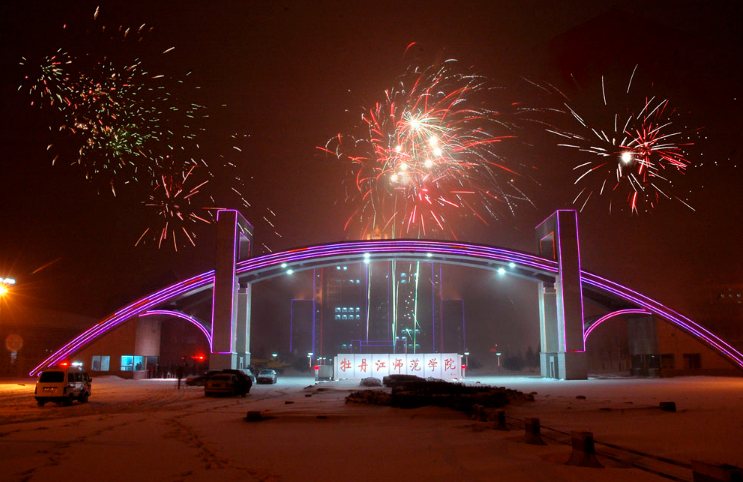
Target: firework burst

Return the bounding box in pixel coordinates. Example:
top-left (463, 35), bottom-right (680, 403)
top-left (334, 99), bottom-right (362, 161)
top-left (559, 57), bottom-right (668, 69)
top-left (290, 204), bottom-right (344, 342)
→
top-left (19, 8), bottom-right (207, 194)
top-left (322, 54), bottom-right (532, 239)
top-left (548, 67), bottom-right (699, 214)
top-left (136, 166), bottom-right (211, 251)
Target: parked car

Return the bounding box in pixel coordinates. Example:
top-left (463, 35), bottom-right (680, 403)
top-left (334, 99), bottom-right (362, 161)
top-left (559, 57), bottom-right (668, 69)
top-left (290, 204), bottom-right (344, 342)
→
top-left (187, 368), bottom-right (256, 387)
top-left (204, 370), bottom-right (252, 397)
top-left (35, 365), bottom-right (91, 407)
top-left (223, 368), bottom-right (256, 385)
top-left (205, 374), bottom-right (239, 396)
top-left (256, 369), bottom-right (277, 384)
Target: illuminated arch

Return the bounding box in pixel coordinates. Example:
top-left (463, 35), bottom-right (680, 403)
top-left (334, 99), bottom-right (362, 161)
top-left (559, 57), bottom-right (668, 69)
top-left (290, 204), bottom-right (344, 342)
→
top-left (583, 309), bottom-right (652, 341)
top-left (30, 240), bottom-right (743, 375)
top-left (139, 310), bottom-right (212, 346)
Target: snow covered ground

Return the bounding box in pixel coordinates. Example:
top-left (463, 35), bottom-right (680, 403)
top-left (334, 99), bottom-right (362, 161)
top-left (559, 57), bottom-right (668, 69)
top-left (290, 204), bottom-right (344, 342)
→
top-left (1, 375), bottom-right (741, 481)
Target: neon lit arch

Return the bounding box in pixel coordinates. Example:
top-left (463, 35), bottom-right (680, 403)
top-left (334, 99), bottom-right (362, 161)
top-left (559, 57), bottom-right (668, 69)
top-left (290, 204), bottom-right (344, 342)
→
top-left (30, 240), bottom-right (743, 375)
top-left (139, 310), bottom-right (212, 346)
top-left (583, 309), bottom-right (651, 341)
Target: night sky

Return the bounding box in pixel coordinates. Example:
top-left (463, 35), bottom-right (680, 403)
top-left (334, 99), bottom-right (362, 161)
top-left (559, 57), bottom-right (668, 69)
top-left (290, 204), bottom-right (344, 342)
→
top-left (1, 1), bottom-right (741, 354)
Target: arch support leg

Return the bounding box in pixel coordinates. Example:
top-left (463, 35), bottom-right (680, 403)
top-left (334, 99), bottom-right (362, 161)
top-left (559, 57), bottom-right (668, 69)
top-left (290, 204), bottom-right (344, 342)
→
top-left (536, 210), bottom-right (587, 380)
top-left (210, 209), bottom-right (253, 371)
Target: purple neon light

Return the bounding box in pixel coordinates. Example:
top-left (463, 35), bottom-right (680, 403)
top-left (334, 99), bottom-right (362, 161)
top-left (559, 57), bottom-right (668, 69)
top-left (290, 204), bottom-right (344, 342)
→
top-left (139, 310), bottom-right (212, 346)
top-left (31, 239), bottom-right (743, 376)
top-left (312, 269), bottom-right (317, 354)
top-left (556, 212), bottom-right (567, 352)
top-left (574, 211), bottom-right (586, 352)
top-left (431, 262), bottom-right (436, 352)
top-left (583, 309), bottom-right (651, 341)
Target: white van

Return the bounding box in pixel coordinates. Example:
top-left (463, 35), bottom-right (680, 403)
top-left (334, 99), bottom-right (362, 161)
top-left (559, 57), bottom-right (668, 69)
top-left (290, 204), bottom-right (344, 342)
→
top-left (35, 365), bottom-right (92, 407)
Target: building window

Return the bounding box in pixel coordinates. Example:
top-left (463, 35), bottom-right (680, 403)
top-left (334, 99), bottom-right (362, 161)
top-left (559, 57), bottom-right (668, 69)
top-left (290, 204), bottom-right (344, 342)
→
top-left (342, 315), bottom-right (348, 320)
top-left (121, 355), bottom-right (144, 371)
top-left (682, 353), bottom-right (701, 370)
top-left (335, 307), bottom-right (340, 312)
top-left (355, 307), bottom-right (360, 312)
top-left (660, 354), bottom-right (675, 370)
top-left (355, 314), bottom-right (360, 319)
top-left (334, 315), bottom-right (340, 320)
top-left (91, 355), bottom-right (110, 371)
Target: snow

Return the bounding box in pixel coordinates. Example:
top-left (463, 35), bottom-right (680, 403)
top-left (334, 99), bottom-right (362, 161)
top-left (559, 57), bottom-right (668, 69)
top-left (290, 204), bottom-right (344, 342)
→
top-left (1, 375), bottom-right (741, 481)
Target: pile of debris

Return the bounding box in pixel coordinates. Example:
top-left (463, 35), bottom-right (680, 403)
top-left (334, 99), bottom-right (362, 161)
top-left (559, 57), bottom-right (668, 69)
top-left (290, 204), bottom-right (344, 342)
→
top-left (346, 375), bottom-right (528, 411)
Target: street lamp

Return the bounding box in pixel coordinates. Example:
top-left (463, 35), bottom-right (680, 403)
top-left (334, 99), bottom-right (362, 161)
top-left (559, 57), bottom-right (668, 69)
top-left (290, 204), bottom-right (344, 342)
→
top-left (307, 352), bottom-right (313, 370)
top-left (0, 277), bottom-right (15, 296)
top-left (464, 351), bottom-right (470, 369)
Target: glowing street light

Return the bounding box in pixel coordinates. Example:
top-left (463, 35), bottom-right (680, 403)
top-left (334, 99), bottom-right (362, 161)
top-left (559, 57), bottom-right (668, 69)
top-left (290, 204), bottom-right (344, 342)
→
top-left (497, 267), bottom-right (506, 275)
top-left (0, 277), bottom-right (14, 297)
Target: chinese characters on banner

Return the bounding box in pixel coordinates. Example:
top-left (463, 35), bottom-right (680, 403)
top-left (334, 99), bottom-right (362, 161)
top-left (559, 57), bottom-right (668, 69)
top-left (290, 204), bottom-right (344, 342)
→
top-left (371, 355), bottom-right (390, 378)
top-left (334, 354), bottom-right (461, 380)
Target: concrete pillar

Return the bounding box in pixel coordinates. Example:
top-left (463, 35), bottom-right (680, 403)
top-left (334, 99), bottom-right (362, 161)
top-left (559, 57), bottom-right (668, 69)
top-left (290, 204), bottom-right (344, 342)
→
top-left (538, 283), bottom-right (558, 377)
top-left (210, 209), bottom-right (253, 371)
top-left (536, 210), bottom-right (587, 380)
top-left (235, 284), bottom-right (252, 369)
top-left (627, 314), bottom-right (659, 376)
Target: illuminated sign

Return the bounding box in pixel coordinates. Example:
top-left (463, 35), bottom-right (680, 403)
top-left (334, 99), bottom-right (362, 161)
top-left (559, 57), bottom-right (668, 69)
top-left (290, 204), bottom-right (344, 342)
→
top-left (333, 353), bottom-right (462, 380)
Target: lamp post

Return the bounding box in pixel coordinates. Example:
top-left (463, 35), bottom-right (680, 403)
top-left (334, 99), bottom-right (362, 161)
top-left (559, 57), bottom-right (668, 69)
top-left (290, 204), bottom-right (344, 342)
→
top-left (464, 351), bottom-right (470, 369)
top-left (307, 352), bottom-right (313, 371)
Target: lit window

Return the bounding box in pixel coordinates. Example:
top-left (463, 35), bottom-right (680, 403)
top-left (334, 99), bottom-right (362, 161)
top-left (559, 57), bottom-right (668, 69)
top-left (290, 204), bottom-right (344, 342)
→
top-left (342, 315), bottom-right (348, 320)
top-left (355, 314), bottom-right (360, 319)
top-left (91, 355), bottom-right (110, 371)
top-left (342, 307), bottom-right (348, 312)
top-left (356, 279), bottom-right (360, 283)
top-left (343, 266), bottom-right (347, 270)
top-left (121, 355), bottom-right (144, 371)
top-left (356, 307), bottom-right (360, 312)
top-left (335, 315), bottom-right (340, 320)
top-left (335, 307), bottom-right (340, 312)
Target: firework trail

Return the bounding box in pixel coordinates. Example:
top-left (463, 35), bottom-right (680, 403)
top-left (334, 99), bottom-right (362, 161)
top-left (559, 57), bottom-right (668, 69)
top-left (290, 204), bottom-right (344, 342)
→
top-left (136, 166), bottom-right (211, 251)
top-left (19, 9), bottom-right (207, 195)
top-left (20, 8), bottom-right (283, 252)
top-left (134, 131), bottom-right (285, 252)
top-left (547, 66), bottom-right (699, 214)
top-left (321, 53), bottom-right (533, 240)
